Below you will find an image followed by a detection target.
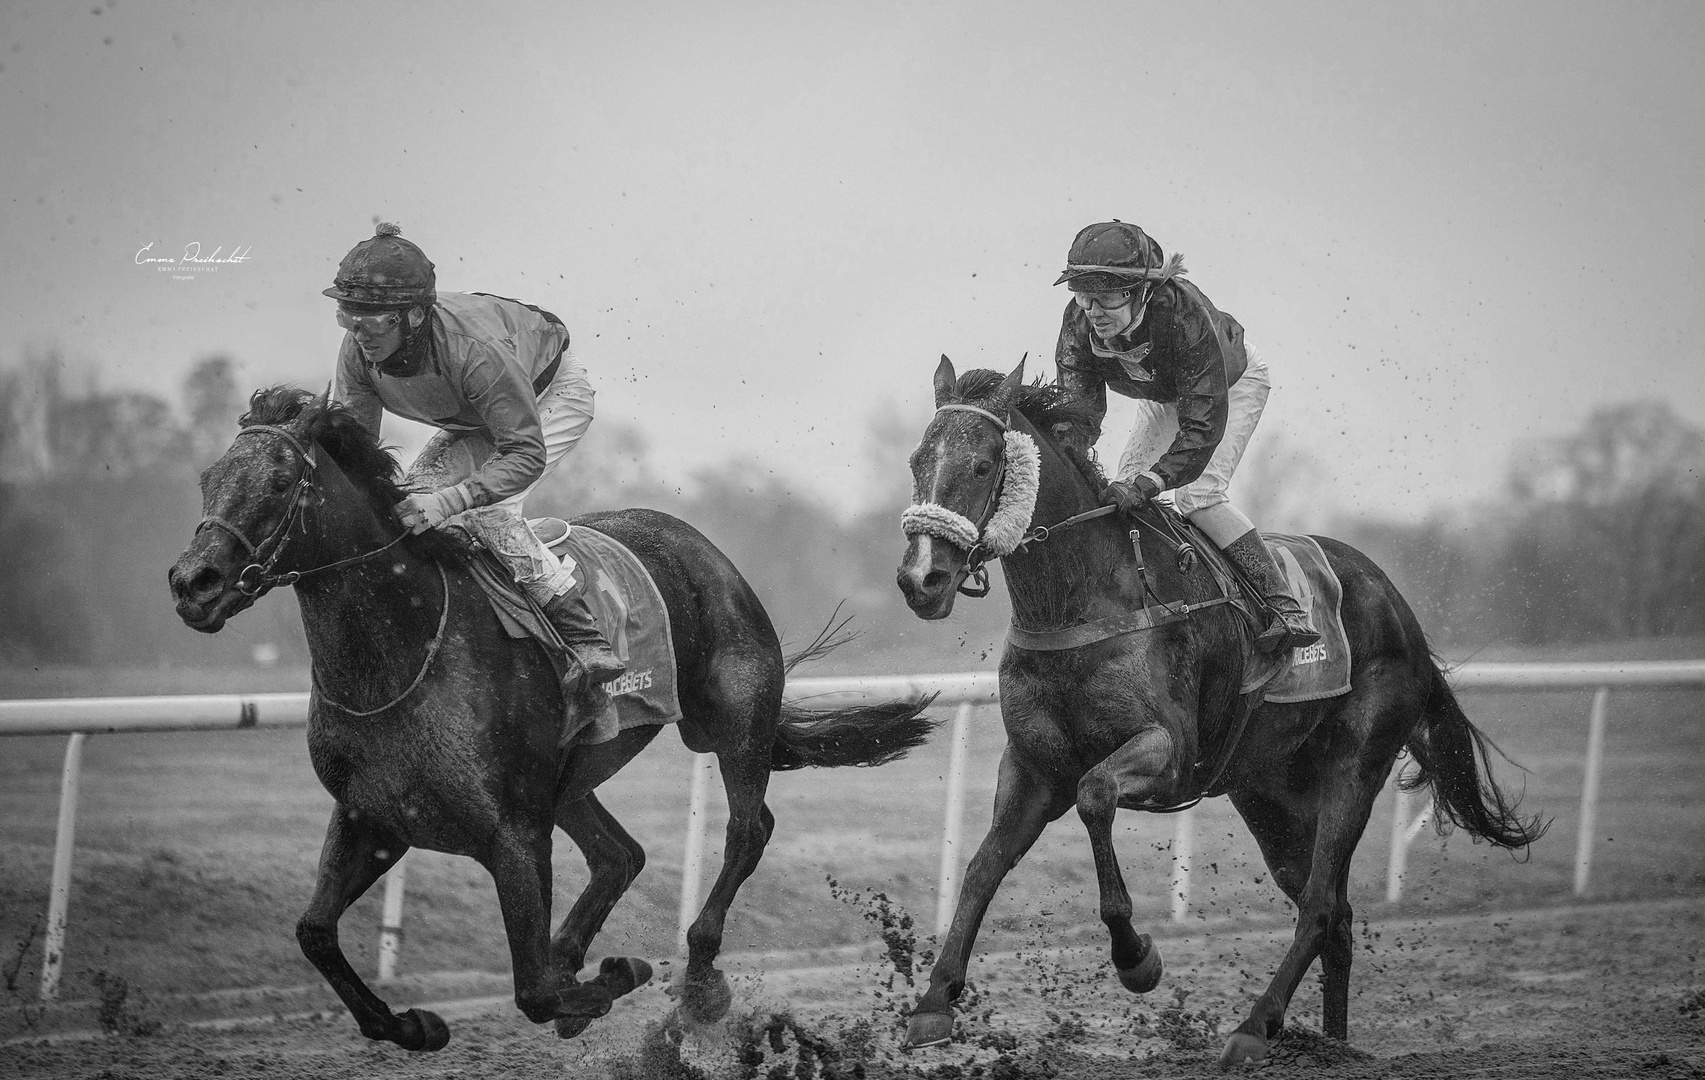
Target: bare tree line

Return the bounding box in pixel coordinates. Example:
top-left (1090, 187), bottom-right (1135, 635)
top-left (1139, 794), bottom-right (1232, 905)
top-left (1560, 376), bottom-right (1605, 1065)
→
top-left (0, 352), bottom-right (1699, 668)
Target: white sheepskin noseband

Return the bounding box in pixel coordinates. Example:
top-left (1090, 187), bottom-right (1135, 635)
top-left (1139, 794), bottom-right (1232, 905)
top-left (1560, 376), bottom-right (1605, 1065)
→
top-left (902, 429), bottom-right (1040, 558)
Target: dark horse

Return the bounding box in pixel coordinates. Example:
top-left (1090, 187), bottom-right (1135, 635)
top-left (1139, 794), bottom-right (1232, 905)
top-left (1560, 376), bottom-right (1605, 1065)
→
top-left (895, 358), bottom-right (1544, 1065)
top-left (168, 387), bottom-right (934, 1052)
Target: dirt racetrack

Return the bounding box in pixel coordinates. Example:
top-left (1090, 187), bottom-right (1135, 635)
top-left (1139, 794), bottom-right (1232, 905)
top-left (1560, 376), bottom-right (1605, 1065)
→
top-left (8, 895), bottom-right (1703, 1079)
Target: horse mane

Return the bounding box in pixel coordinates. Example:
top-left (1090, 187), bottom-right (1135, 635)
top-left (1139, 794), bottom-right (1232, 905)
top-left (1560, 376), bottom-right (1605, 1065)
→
top-left (950, 370), bottom-right (1108, 491)
top-left (239, 386), bottom-right (466, 563)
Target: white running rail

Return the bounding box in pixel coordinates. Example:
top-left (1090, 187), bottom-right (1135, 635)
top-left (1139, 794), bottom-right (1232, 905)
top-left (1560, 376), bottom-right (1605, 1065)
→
top-left (5, 660), bottom-right (1704, 1000)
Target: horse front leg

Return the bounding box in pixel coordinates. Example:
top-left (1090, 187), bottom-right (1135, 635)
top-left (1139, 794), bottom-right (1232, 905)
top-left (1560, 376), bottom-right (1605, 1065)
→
top-left (905, 749), bottom-right (1072, 1048)
top-left (296, 808), bottom-right (446, 1051)
top-left (550, 792), bottom-right (653, 1038)
top-left (1075, 723), bottom-right (1176, 995)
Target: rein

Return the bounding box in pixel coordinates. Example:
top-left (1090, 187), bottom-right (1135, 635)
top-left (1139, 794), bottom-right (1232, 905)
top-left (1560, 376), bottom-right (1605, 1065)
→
top-left (195, 425), bottom-right (410, 595)
top-left (199, 423), bottom-right (450, 717)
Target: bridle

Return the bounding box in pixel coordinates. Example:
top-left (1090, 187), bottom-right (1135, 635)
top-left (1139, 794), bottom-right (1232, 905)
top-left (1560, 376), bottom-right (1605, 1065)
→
top-left (194, 423), bottom-right (448, 717)
top-left (932, 403), bottom-right (1010, 597)
top-left (928, 404), bottom-right (1201, 595)
top-left (194, 424), bottom-right (408, 597)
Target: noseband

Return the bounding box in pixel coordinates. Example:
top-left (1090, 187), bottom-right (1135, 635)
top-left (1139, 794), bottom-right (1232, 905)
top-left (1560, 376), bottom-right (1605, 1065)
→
top-left (194, 424), bottom-right (407, 597)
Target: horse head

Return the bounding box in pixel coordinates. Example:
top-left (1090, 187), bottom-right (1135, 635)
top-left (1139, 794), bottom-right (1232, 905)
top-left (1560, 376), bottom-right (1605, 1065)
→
top-left (168, 386), bottom-right (402, 632)
top-left (897, 355), bottom-right (1111, 620)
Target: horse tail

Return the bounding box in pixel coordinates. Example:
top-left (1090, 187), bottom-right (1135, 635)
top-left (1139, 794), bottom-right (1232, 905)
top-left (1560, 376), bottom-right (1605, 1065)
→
top-left (770, 696), bottom-right (939, 771)
top-left (1403, 657), bottom-right (1550, 852)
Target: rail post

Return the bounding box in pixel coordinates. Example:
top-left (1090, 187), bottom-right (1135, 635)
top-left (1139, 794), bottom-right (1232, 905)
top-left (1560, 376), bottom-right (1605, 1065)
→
top-left (40, 733), bottom-right (86, 1001)
top-left (1169, 805), bottom-right (1195, 923)
top-left (377, 852), bottom-right (409, 982)
top-left (1385, 756), bottom-right (1433, 902)
top-left (1573, 686), bottom-right (1610, 896)
top-left (934, 702), bottom-right (974, 940)
top-left (676, 751), bottom-right (716, 958)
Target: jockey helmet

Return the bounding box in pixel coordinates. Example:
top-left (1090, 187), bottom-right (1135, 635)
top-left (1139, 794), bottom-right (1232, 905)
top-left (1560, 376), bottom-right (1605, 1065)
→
top-left (323, 223), bottom-right (437, 308)
top-left (1053, 220), bottom-right (1165, 292)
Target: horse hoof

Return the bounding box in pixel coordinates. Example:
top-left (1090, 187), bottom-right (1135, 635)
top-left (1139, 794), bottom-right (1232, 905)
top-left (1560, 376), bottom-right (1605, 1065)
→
top-left (558, 982), bottom-right (615, 1020)
top-left (399, 1008), bottom-right (450, 1052)
top-left (1116, 935), bottom-right (1163, 994)
top-left (903, 1011), bottom-right (954, 1049)
top-left (555, 1013), bottom-right (596, 1040)
top-left (1218, 1031), bottom-right (1268, 1068)
top-left (597, 955), bottom-right (653, 998)
top-left (681, 969), bottom-right (733, 1024)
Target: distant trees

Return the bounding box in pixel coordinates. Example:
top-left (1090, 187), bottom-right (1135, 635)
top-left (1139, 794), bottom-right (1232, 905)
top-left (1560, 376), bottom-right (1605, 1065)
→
top-left (0, 353), bottom-right (304, 666)
top-left (1342, 401), bottom-right (1705, 644)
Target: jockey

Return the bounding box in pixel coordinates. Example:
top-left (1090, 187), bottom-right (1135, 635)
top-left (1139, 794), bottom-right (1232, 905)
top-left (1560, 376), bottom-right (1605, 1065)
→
top-left (1052, 220), bottom-right (1319, 654)
top-left (326, 223), bottom-right (626, 703)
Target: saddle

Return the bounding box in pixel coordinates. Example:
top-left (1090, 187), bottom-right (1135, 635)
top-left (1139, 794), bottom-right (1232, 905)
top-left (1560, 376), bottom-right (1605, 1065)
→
top-left (1006, 503), bottom-right (1351, 704)
top-left (460, 519), bottom-right (683, 747)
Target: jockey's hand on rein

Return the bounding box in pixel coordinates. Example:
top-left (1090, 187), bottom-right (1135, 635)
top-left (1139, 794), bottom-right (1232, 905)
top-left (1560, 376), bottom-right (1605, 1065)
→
top-left (394, 486), bottom-right (472, 535)
top-left (1100, 476), bottom-right (1160, 516)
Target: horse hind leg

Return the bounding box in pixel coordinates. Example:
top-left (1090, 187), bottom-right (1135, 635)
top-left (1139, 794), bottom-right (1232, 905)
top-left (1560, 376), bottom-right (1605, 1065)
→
top-left (481, 820), bottom-right (574, 1026)
top-left (1075, 724), bottom-right (1176, 995)
top-left (1223, 748), bottom-right (1387, 1066)
top-left (678, 751), bottom-right (774, 1026)
top-left (550, 792), bottom-right (654, 1038)
top-left (296, 809), bottom-right (448, 1051)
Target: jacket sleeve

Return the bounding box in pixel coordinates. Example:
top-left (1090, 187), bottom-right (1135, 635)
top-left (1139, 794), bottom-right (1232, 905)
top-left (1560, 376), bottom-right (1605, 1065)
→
top-left (1053, 303), bottom-right (1109, 447)
top-left (332, 337), bottom-right (385, 437)
top-left (454, 342), bottom-right (548, 506)
top-left (1149, 310), bottom-right (1228, 490)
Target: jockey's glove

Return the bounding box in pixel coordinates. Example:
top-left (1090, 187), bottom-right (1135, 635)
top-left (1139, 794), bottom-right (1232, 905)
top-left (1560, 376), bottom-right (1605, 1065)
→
top-left (395, 484), bottom-right (474, 534)
top-left (1100, 475), bottom-right (1161, 516)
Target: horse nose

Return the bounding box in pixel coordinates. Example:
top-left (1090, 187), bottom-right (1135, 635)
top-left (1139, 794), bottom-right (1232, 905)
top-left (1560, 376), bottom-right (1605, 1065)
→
top-left (168, 560), bottom-right (225, 605)
top-left (896, 563), bottom-right (951, 609)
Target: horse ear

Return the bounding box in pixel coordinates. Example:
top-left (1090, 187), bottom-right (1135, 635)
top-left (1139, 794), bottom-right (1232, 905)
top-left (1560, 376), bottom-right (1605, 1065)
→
top-left (987, 355), bottom-right (1026, 415)
top-left (933, 355), bottom-right (957, 407)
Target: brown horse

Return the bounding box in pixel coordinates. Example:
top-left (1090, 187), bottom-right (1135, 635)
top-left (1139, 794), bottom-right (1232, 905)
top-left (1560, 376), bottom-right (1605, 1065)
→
top-left (895, 358), bottom-right (1544, 1065)
top-left (168, 386), bottom-right (934, 1052)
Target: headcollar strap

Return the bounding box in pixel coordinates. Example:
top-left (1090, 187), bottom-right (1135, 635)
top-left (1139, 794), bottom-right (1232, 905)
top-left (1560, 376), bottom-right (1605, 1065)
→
top-left (936, 403), bottom-right (1008, 431)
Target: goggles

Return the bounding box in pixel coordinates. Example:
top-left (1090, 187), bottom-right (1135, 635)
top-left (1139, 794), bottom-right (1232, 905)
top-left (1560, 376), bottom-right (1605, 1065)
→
top-left (1071, 289), bottom-right (1137, 312)
top-left (335, 307), bottom-right (403, 335)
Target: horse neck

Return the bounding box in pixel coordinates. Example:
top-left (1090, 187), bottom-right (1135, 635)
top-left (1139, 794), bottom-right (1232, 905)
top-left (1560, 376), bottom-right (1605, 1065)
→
top-left (999, 413), bottom-right (1211, 629)
top-left (289, 451), bottom-right (445, 694)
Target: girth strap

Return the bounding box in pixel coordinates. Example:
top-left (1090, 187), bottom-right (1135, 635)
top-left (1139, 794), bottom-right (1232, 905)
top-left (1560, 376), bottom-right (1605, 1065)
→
top-left (1006, 594), bottom-right (1236, 652)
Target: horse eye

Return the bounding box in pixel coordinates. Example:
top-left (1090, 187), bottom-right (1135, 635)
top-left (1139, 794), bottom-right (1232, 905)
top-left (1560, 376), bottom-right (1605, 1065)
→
top-left (974, 460), bottom-right (994, 479)
top-left (270, 471), bottom-right (293, 494)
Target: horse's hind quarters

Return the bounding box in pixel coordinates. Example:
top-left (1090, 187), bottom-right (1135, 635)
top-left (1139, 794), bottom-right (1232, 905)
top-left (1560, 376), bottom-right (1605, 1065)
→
top-left (902, 1010), bottom-right (955, 1049)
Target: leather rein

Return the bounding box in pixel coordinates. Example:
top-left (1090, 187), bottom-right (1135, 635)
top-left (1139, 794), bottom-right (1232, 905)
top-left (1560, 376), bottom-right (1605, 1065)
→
top-left (935, 404), bottom-right (1208, 598)
top-left (194, 424), bottom-right (450, 717)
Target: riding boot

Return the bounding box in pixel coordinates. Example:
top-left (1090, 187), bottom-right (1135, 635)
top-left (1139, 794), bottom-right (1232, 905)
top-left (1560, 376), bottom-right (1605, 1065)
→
top-left (541, 590), bottom-right (627, 707)
top-left (1221, 529), bottom-right (1321, 655)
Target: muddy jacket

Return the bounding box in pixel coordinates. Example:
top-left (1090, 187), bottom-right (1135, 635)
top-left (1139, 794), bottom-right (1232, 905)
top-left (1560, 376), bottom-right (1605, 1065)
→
top-left (1054, 278), bottom-right (1249, 491)
top-left (335, 291), bottom-right (569, 506)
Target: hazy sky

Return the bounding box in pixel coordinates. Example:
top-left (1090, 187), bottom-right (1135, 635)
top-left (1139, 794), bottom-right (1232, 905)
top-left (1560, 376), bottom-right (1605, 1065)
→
top-left (4, 1), bottom-right (1702, 523)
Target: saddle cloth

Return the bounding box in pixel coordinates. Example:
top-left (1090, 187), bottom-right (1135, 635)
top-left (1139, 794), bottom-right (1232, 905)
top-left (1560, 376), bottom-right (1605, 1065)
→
top-left (1237, 533), bottom-right (1352, 704)
top-left (465, 519), bottom-right (683, 747)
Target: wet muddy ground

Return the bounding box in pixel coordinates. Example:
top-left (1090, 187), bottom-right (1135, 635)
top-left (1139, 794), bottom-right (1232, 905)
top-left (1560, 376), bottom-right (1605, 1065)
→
top-left (9, 896), bottom-right (1703, 1079)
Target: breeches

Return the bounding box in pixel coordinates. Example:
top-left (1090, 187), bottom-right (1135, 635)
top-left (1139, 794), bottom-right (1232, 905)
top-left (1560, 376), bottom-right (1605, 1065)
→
top-left (404, 357), bottom-right (595, 603)
top-left (1114, 345), bottom-right (1271, 548)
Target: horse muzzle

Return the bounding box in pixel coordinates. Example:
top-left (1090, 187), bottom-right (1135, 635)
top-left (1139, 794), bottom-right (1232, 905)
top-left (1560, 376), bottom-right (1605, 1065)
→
top-left (896, 535), bottom-right (962, 620)
top-left (168, 549), bottom-right (251, 633)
